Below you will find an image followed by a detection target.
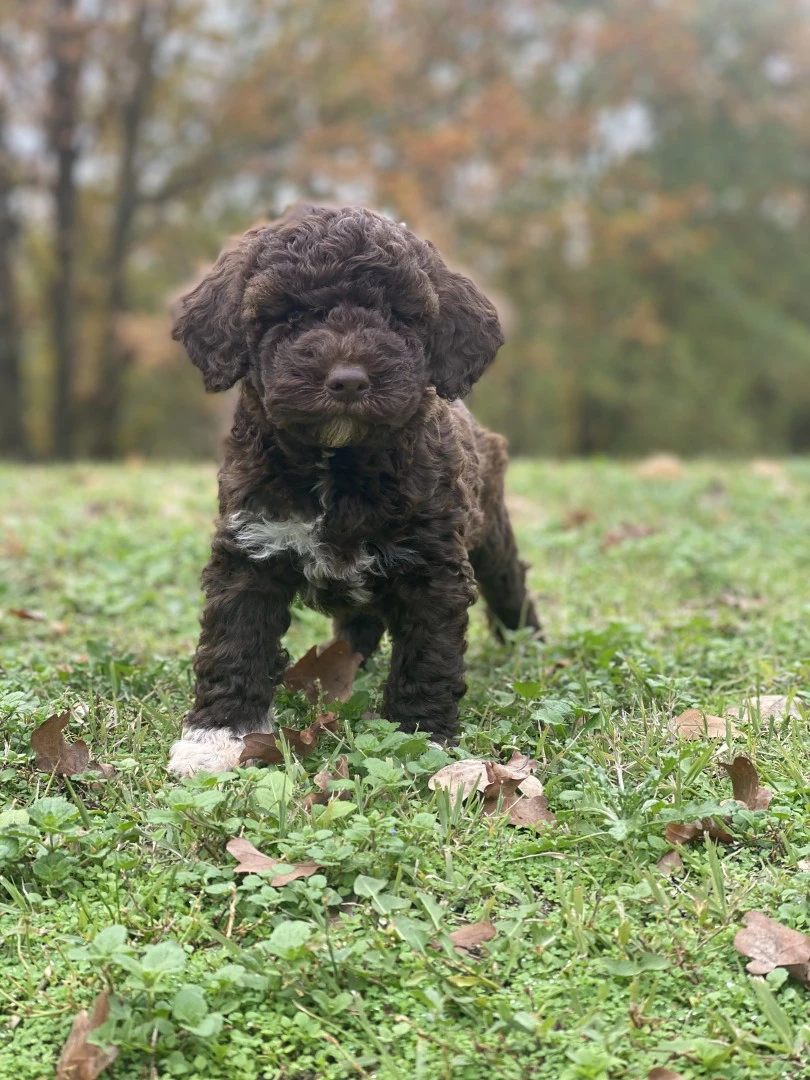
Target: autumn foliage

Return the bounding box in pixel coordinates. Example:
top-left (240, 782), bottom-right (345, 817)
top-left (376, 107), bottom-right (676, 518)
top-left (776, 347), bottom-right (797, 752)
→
top-left (2, 0), bottom-right (810, 458)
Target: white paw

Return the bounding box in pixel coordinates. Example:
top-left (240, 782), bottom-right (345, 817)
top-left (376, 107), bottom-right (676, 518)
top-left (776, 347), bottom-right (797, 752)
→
top-left (168, 727), bottom-right (248, 777)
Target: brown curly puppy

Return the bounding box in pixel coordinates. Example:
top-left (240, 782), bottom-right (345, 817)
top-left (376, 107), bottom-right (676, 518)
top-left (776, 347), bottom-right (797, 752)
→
top-left (168, 205), bottom-right (540, 775)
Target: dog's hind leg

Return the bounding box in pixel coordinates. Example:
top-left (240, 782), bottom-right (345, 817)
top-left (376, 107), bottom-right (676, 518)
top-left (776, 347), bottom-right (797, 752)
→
top-left (470, 501), bottom-right (543, 641)
top-left (333, 613), bottom-right (385, 661)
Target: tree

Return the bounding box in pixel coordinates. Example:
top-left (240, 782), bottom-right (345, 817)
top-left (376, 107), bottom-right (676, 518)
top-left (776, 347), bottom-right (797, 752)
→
top-left (88, 0), bottom-right (171, 458)
top-left (47, 0), bottom-right (85, 459)
top-left (0, 95), bottom-right (27, 457)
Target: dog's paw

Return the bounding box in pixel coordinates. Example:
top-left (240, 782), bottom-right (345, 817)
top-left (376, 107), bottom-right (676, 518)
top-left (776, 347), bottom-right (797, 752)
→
top-left (168, 728), bottom-right (247, 777)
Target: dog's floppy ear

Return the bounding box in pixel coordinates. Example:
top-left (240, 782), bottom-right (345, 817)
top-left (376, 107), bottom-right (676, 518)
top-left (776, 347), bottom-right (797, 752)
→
top-left (424, 252), bottom-right (504, 400)
top-left (171, 231), bottom-right (263, 392)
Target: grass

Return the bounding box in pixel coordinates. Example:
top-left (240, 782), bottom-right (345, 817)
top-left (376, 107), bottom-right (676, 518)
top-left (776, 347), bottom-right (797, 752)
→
top-left (1, 457), bottom-right (810, 1080)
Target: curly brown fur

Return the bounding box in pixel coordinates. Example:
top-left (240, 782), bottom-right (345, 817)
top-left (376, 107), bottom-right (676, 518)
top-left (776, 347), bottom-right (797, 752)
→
top-left (168, 206), bottom-right (541, 776)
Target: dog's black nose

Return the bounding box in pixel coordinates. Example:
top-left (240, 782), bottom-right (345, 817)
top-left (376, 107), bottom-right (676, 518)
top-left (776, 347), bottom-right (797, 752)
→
top-left (326, 365), bottom-right (370, 402)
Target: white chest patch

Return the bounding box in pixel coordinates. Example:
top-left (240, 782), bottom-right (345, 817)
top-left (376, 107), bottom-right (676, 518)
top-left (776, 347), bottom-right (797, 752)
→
top-left (228, 512), bottom-right (377, 604)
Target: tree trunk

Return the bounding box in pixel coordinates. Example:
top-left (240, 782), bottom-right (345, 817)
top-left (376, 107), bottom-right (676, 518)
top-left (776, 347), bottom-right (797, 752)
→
top-left (48, 0), bottom-right (83, 460)
top-left (0, 98), bottom-right (28, 458)
top-left (89, 0), bottom-right (165, 458)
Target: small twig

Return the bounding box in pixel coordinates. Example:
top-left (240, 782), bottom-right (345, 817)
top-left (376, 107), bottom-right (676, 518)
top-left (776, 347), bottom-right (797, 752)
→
top-left (224, 884), bottom-right (237, 939)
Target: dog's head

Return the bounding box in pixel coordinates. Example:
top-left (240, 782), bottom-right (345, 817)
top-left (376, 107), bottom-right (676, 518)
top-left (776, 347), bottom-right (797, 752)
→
top-left (171, 205), bottom-right (503, 447)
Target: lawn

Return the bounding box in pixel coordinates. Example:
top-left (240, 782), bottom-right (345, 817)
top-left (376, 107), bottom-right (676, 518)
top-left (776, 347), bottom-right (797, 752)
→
top-left (1, 457), bottom-right (810, 1080)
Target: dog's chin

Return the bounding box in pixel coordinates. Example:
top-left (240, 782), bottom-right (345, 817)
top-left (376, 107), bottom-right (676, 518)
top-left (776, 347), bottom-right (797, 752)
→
top-left (317, 416), bottom-right (369, 448)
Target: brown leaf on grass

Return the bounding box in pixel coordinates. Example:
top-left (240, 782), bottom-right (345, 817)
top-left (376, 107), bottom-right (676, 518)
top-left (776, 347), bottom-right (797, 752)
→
top-left (648, 1070), bottom-right (686, 1080)
top-left (448, 921), bottom-right (497, 953)
top-left (304, 755), bottom-right (350, 808)
top-left (664, 756), bottom-right (774, 845)
top-left (428, 759), bottom-right (490, 800)
top-left (56, 991), bottom-right (118, 1079)
top-left (500, 795), bottom-right (557, 828)
top-left (1, 533), bottom-right (26, 558)
top-left (728, 695), bottom-right (802, 722)
top-left (664, 819), bottom-right (734, 845)
top-left (720, 757), bottom-right (773, 811)
top-left (284, 639), bottom-right (363, 704)
top-left (225, 837), bottom-right (320, 886)
top-left (430, 753), bottom-right (555, 829)
top-left (717, 592), bottom-right (764, 613)
top-left (9, 607), bottom-right (46, 621)
top-left (600, 522), bottom-right (657, 551)
top-left (637, 453), bottom-right (683, 479)
top-left (481, 759), bottom-right (556, 827)
top-left (239, 714), bottom-right (338, 765)
top-left (31, 713), bottom-right (112, 778)
top-left (750, 459), bottom-right (794, 495)
top-left (563, 507), bottom-right (596, 530)
top-left (481, 751), bottom-right (537, 796)
top-left (429, 752), bottom-right (536, 801)
top-left (239, 732), bottom-right (285, 766)
top-left (656, 851), bottom-right (684, 876)
top-left (673, 708), bottom-right (736, 740)
top-left (734, 911), bottom-right (810, 986)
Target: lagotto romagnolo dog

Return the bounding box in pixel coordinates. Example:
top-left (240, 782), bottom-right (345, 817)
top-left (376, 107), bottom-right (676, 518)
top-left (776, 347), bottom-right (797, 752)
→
top-left (168, 205), bottom-right (541, 776)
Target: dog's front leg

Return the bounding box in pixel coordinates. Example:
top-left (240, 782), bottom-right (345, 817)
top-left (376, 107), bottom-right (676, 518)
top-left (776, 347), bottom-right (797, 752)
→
top-left (383, 555), bottom-right (476, 742)
top-left (169, 544), bottom-right (299, 776)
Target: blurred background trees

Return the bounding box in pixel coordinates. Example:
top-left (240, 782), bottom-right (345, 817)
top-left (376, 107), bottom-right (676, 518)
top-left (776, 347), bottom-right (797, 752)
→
top-left (1, 0), bottom-right (809, 460)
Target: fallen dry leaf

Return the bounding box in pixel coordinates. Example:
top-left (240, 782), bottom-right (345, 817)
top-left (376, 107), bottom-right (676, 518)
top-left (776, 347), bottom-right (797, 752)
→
top-left (600, 522), bottom-right (657, 551)
top-left (563, 507), bottom-right (596, 530)
top-left (304, 755), bottom-right (350, 808)
top-left (720, 757), bottom-right (773, 811)
top-left (428, 759), bottom-right (490, 800)
top-left (481, 758), bottom-right (556, 827)
top-left (8, 607), bottom-right (46, 621)
top-left (637, 453), bottom-right (683, 479)
top-left (673, 707), bottom-right (735, 740)
top-left (717, 592), bottom-right (764, 613)
top-left (31, 713), bottom-right (112, 778)
top-left (499, 795), bottom-right (557, 828)
top-left (284, 639), bottom-right (362, 704)
top-left (239, 714), bottom-right (338, 765)
top-left (481, 751), bottom-right (537, 796)
top-left (664, 755), bottom-right (774, 845)
top-left (750, 458), bottom-right (794, 495)
top-left (656, 851), bottom-right (684, 876)
top-left (648, 1070), bottom-right (685, 1080)
top-left (448, 921), bottom-right (497, 953)
top-left (226, 837), bottom-right (320, 886)
top-left (1, 532), bottom-right (26, 557)
top-left (728, 695), bottom-right (802, 722)
top-left (664, 819), bottom-right (734, 845)
top-left (56, 991), bottom-right (118, 1079)
top-left (430, 753), bottom-right (555, 829)
top-left (734, 911), bottom-right (810, 986)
